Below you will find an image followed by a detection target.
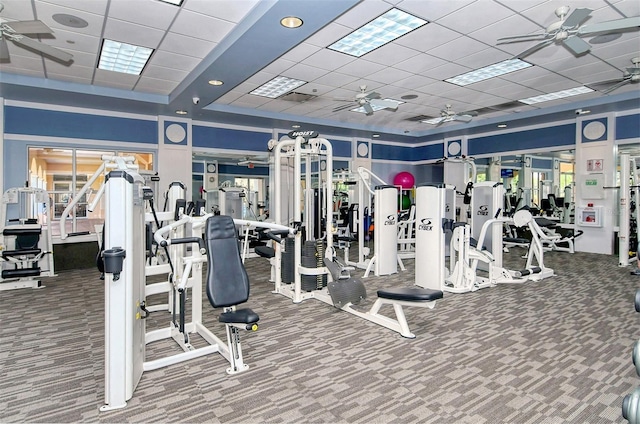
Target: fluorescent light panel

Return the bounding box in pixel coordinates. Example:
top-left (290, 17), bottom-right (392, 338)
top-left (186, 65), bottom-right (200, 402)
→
top-left (519, 86), bottom-right (594, 105)
top-left (98, 39), bottom-right (153, 75)
top-left (446, 59), bottom-right (532, 86)
top-left (328, 8), bottom-right (428, 57)
top-left (250, 76), bottom-right (307, 98)
top-left (351, 98), bottom-right (404, 114)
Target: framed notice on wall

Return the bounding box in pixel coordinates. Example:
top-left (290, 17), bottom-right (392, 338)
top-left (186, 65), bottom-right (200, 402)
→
top-left (580, 173), bottom-right (605, 199)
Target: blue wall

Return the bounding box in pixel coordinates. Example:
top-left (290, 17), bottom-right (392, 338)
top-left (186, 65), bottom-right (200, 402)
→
top-left (468, 124), bottom-right (575, 155)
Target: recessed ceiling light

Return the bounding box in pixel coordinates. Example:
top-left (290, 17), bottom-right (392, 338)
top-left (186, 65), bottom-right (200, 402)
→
top-left (351, 98), bottom-right (404, 114)
top-left (157, 0), bottom-right (183, 5)
top-left (98, 39), bottom-right (153, 75)
top-left (498, 124), bottom-right (507, 128)
top-left (280, 16), bottom-right (303, 28)
top-left (519, 86), bottom-right (594, 105)
top-left (401, 94), bottom-right (418, 100)
top-left (446, 59), bottom-right (532, 86)
top-left (372, 134), bottom-right (380, 138)
top-left (292, 124), bottom-right (301, 129)
top-left (208, 79), bottom-right (224, 86)
top-left (175, 110), bottom-right (187, 115)
top-left (52, 13), bottom-right (88, 28)
top-left (328, 8), bottom-right (428, 57)
top-left (250, 76), bottom-right (307, 98)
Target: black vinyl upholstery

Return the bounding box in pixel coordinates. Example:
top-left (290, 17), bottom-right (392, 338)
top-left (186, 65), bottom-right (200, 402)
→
top-left (205, 215), bottom-right (251, 308)
top-left (377, 287), bottom-right (443, 302)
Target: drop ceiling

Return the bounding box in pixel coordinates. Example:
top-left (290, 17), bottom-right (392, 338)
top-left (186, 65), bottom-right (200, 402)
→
top-left (0, 0), bottom-right (639, 142)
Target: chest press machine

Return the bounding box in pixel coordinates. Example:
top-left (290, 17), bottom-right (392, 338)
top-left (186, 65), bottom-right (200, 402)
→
top-left (99, 168), bottom-right (261, 412)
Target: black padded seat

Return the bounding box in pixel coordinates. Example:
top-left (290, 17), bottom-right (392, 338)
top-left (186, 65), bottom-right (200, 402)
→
top-left (255, 245), bottom-right (275, 259)
top-left (219, 308), bottom-right (259, 324)
top-left (2, 268), bottom-right (41, 278)
top-left (2, 248), bottom-right (41, 258)
top-left (377, 287), bottom-right (443, 302)
top-left (3, 228), bottom-right (41, 236)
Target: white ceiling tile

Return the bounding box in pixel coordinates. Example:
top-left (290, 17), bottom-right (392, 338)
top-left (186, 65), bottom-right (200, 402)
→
top-left (280, 43), bottom-right (321, 63)
top-left (335, 59), bottom-right (387, 78)
top-left (143, 64), bottom-right (189, 82)
top-left (396, 23), bottom-right (462, 53)
top-left (294, 82), bottom-right (336, 97)
top-left (333, 0), bottom-right (393, 29)
top-left (392, 74), bottom-right (439, 90)
top-left (454, 47), bottom-right (512, 69)
top-left (148, 51), bottom-right (201, 72)
top-left (365, 43), bottom-right (420, 66)
top-left (109, 0), bottom-right (179, 30)
top-left (260, 59), bottom-right (297, 76)
top-left (36, 0), bottom-right (108, 16)
top-left (171, 9), bottom-right (235, 42)
top-left (45, 74), bottom-right (92, 85)
top-left (2, 0), bottom-right (36, 20)
top-left (94, 68), bottom-right (139, 84)
top-left (244, 71), bottom-right (278, 86)
top-left (183, 0), bottom-right (260, 23)
top-left (367, 67), bottom-right (414, 85)
top-left (281, 63), bottom-right (329, 82)
top-left (394, 53), bottom-right (447, 74)
top-left (468, 14), bottom-right (541, 46)
top-left (161, 32), bottom-right (216, 59)
top-left (216, 90), bottom-right (246, 105)
top-left (437, 1), bottom-right (514, 34)
top-left (2, 67), bottom-right (46, 78)
top-left (314, 72), bottom-right (359, 88)
top-left (423, 61), bottom-right (471, 81)
top-left (258, 100), bottom-right (298, 113)
top-left (45, 62), bottom-right (93, 79)
top-left (104, 18), bottom-right (166, 48)
top-left (35, 1), bottom-right (104, 37)
top-left (135, 76), bottom-right (179, 95)
top-left (49, 50), bottom-right (96, 68)
top-left (305, 22), bottom-right (353, 48)
top-left (40, 28), bottom-right (100, 54)
top-left (429, 36), bottom-right (489, 62)
top-left (397, 0), bottom-right (476, 21)
top-left (302, 49), bottom-right (355, 72)
top-left (232, 95), bottom-right (272, 108)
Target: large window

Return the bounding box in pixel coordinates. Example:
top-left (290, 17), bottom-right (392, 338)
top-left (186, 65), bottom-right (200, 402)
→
top-left (28, 147), bottom-right (154, 237)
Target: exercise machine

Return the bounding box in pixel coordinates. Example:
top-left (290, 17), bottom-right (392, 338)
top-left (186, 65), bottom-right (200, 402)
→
top-left (0, 186), bottom-right (55, 290)
top-left (271, 136), bottom-right (442, 338)
top-left (99, 166), bottom-right (260, 412)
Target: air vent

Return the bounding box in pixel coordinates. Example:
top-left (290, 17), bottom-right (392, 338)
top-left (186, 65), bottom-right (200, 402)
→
top-left (406, 114), bottom-right (435, 122)
top-left (280, 92), bottom-right (316, 102)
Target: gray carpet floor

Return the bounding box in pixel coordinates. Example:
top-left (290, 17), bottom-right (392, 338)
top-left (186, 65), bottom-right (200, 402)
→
top-left (1, 245), bottom-right (638, 423)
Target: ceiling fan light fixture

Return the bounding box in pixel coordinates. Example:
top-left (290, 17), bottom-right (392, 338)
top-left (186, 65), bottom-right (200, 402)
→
top-left (250, 76), bottom-right (307, 98)
top-left (280, 16), bottom-right (303, 29)
top-left (519, 86), bottom-right (593, 105)
top-left (446, 59), bottom-right (532, 86)
top-left (328, 8), bottom-right (428, 57)
top-left (98, 39), bottom-right (153, 75)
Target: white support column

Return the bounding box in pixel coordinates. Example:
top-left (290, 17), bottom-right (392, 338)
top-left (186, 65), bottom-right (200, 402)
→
top-left (620, 154), bottom-right (631, 266)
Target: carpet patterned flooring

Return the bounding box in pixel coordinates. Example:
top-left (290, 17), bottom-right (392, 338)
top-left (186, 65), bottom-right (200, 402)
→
top-left (1, 245), bottom-right (639, 423)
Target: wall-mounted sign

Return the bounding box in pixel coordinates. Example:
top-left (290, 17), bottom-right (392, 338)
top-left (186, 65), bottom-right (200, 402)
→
top-left (587, 159), bottom-right (603, 172)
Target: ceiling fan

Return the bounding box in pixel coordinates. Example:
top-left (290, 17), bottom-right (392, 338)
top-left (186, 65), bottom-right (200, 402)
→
top-left (238, 156), bottom-right (269, 166)
top-left (332, 85), bottom-right (400, 116)
top-left (497, 6), bottom-right (640, 59)
top-left (0, 3), bottom-right (73, 63)
top-left (588, 57), bottom-right (640, 94)
top-left (423, 105), bottom-right (477, 127)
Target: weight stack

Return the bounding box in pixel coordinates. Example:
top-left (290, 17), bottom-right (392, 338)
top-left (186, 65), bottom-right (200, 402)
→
top-left (301, 241), bottom-right (317, 291)
top-left (281, 237), bottom-right (295, 283)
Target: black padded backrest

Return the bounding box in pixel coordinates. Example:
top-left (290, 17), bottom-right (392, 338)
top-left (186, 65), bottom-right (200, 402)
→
top-left (205, 215), bottom-right (250, 308)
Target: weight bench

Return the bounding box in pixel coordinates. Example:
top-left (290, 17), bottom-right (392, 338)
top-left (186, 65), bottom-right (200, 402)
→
top-left (205, 215), bottom-right (260, 374)
top-left (325, 258), bottom-right (443, 338)
top-left (1, 226), bottom-right (45, 285)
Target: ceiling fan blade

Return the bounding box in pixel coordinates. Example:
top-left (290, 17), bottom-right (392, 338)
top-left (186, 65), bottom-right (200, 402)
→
top-left (5, 20), bottom-right (53, 34)
top-left (561, 8), bottom-right (593, 29)
top-left (365, 91), bottom-right (381, 100)
top-left (370, 99), bottom-right (398, 111)
top-left (363, 102), bottom-right (374, 116)
top-left (453, 114), bottom-right (473, 123)
top-left (435, 117), bottom-right (448, 127)
top-left (602, 79), bottom-right (631, 94)
top-left (332, 103), bottom-right (355, 112)
top-left (497, 33), bottom-right (548, 42)
top-left (12, 36), bottom-right (73, 62)
top-left (562, 35), bottom-right (591, 55)
top-left (579, 16), bottom-right (640, 36)
top-left (513, 38), bottom-right (554, 59)
top-left (0, 38), bottom-right (9, 60)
